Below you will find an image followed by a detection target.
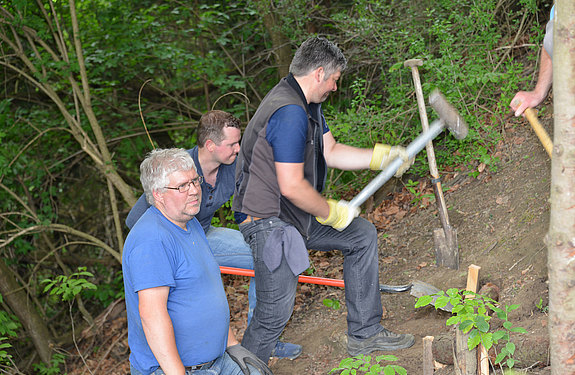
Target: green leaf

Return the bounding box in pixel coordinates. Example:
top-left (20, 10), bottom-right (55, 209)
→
top-left (435, 295), bottom-right (450, 309)
top-left (375, 355), bottom-right (397, 362)
top-left (446, 316), bottom-right (460, 326)
top-left (505, 342), bottom-right (516, 355)
top-left (468, 331), bottom-right (481, 350)
top-left (495, 351), bottom-right (507, 364)
top-left (507, 357), bottom-right (516, 368)
top-left (475, 315), bottom-right (489, 333)
top-left (415, 295), bottom-right (434, 308)
top-left (459, 320), bottom-right (473, 333)
top-left (510, 327), bottom-right (528, 334)
top-left (492, 330), bottom-right (506, 342)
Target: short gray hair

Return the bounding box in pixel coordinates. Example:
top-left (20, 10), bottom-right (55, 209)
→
top-left (289, 37), bottom-right (347, 79)
top-left (140, 148), bottom-right (196, 206)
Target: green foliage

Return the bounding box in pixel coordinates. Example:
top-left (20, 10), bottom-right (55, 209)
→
top-left (32, 353), bottom-right (67, 375)
top-left (535, 298), bottom-right (548, 314)
top-left (325, 0), bottom-right (541, 193)
top-left (322, 298), bottom-right (341, 310)
top-left (41, 267), bottom-right (97, 302)
top-left (415, 288), bottom-right (527, 369)
top-left (0, 295), bottom-right (21, 339)
top-left (404, 179), bottom-right (435, 207)
top-left (330, 354), bottom-right (406, 375)
top-left (211, 197), bottom-right (239, 230)
top-left (0, 337), bottom-right (13, 366)
top-left (82, 269), bottom-right (124, 306)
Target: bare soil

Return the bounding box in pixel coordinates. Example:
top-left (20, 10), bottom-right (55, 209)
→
top-left (67, 113), bottom-right (554, 375)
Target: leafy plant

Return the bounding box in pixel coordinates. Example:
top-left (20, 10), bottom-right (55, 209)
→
top-left (329, 354), bottom-right (406, 375)
top-left (41, 267), bottom-right (97, 302)
top-left (0, 337), bottom-right (13, 366)
top-left (322, 298), bottom-right (341, 310)
top-left (415, 288), bottom-right (527, 369)
top-left (535, 298), bottom-right (548, 314)
top-left (32, 353), bottom-right (67, 375)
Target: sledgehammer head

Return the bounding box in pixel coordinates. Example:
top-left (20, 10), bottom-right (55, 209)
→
top-left (429, 89), bottom-right (468, 140)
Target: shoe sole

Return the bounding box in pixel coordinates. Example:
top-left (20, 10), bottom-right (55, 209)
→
top-left (347, 334), bottom-right (415, 356)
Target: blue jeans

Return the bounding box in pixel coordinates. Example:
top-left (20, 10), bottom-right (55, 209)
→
top-left (239, 216), bottom-right (384, 362)
top-left (130, 352), bottom-right (262, 375)
top-left (206, 226), bottom-right (256, 323)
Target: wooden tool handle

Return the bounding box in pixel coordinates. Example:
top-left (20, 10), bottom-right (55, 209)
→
top-left (524, 108), bottom-right (553, 158)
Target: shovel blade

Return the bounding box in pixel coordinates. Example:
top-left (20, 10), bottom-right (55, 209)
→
top-left (433, 225), bottom-right (459, 270)
top-left (410, 280), bottom-right (453, 312)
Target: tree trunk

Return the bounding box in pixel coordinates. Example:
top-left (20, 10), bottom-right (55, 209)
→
top-left (0, 261), bottom-right (54, 364)
top-left (547, 2), bottom-right (575, 374)
top-left (250, 0), bottom-right (293, 78)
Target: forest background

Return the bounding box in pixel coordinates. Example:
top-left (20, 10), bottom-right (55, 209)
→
top-left (0, 0), bottom-right (554, 373)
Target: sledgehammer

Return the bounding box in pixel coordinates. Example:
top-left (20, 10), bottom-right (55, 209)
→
top-left (348, 89), bottom-right (468, 209)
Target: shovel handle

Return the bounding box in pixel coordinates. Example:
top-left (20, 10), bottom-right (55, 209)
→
top-left (219, 266), bottom-right (411, 292)
top-left (524, 108), bottom-right (553, 158)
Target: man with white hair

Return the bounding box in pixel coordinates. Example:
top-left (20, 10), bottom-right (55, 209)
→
top-left (123, 148), bottom-right (271, 375)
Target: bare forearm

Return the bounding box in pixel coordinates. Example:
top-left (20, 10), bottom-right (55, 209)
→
top-left (139, 288), bottom-right (185, 375)
top-left (325, 143), bottom-right (373, 170)
top-left (533, 48), bottom-right (552, 99)
top-left (276, 162), bottom-right (330, 218)
top-left (227, 327), bottom-right (240, 347)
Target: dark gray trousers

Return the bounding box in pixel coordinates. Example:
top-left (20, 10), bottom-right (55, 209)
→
top-left (239, 216), bottom-right (384, 362)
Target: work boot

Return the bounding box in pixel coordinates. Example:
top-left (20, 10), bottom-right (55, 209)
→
top-left (347, 328), bottom-right (415, 356)
top-left (271, 341), bottom-right (302, 360)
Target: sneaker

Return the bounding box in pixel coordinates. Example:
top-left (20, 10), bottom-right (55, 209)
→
top-left (271, 341), bottom-right (302, 360)
top-left (347, 328), bottom-right (415, 356)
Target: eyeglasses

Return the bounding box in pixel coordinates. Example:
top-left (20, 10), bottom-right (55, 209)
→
top-left (164, 176), bottom-right (204, 193)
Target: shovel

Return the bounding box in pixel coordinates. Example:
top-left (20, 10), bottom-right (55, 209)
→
top-left (220, 266), bottom-right (444, 300)
top-left (405, 59), bottom-right (459, 270)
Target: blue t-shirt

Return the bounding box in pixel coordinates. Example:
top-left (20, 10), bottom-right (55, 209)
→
top-left (125, 146), bottom-right (236, 232)
top-left (266, 104), bottom-right (330, 163)
top-left (122, 207), bottom-right (229, 374)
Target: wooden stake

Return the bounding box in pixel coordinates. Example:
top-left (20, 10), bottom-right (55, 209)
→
top-left (423, 336), bottom-right (435, 375)
top-left (464, 265), bottom-right (489, 375)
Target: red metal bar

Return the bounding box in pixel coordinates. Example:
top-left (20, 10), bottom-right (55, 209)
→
top-left (219, 266), bottom-right (345, 288)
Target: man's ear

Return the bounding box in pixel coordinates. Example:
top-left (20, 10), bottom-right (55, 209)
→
top-left (314, 66), bottom-right (325, 83)
top-left (205, 139), bottom-right (216, 152)
top-left (152, 190), bottom-right (164, 205)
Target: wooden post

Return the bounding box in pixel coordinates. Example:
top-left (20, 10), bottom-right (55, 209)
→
top-left (463, 265), bottom-right (489, 375)
top-left (423, 336), bottom-right (435, 375)
top-left (454, 265), bottom-right (485, 375)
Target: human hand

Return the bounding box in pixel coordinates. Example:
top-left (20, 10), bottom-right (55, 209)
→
top-left (316, 199), bottom-right (359, 231)
top-left (510, 91), bottom-right (545, 117)
top-left (369, 143), bottom-right (413, 177)
top-left (226, 344), bottom-right (272, 375)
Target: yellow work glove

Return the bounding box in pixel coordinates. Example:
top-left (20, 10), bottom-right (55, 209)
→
top-left (316, 199), bottom-right (360, 231)
top-left (369, 143), bottom-right (413, 178)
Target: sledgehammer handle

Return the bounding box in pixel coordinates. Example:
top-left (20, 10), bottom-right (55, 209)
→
top-left (524, 108), bottom-right (553, 158)
top-left (349, 120), bottom-right (446, 209)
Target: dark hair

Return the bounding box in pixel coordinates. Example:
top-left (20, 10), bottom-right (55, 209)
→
top-left (197, 110), bottom-right (241, 147)
top-left (289, 37), bottom-right (347, 79)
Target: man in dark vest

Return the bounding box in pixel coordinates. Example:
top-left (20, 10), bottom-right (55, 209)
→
top-left (233, 36), bottom-right (415, 362)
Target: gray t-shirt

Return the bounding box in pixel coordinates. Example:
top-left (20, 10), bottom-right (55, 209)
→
top-left (543, 5), bottom-right (554, 59)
